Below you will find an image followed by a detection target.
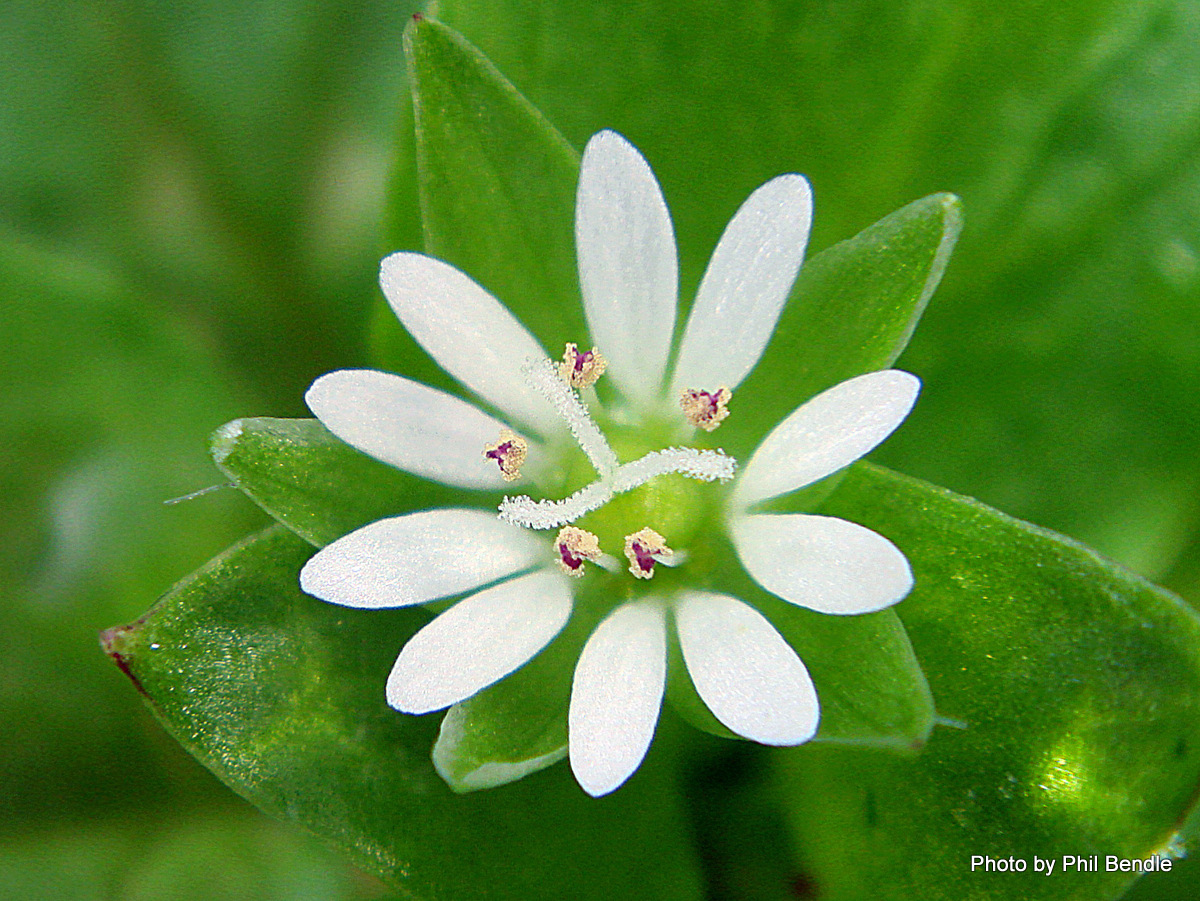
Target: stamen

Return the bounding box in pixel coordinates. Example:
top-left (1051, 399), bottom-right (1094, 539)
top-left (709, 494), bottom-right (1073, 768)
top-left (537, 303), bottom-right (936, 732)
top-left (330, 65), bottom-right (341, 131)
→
top-left (681, 386), bottom-right (731, 432)
top-left (525, 358), bottom-right (619, 476)
top-left (558, 343), bottom-right (608, 389)
top-left (499, 481), bottom-right (614, 530)
top-left (554, 526), bottom-right (602, 577)
top-left (611, 447), bottom-right (736, 493)
top-left (482, 429), bottom-right (528, 482)
top-left (624, 527), bottom-right (673, 580)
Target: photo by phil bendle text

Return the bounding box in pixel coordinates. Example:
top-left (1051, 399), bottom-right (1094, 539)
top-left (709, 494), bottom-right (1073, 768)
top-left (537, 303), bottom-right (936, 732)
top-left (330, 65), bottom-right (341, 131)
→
top-left (970, 855), bottom-right (1174, 874)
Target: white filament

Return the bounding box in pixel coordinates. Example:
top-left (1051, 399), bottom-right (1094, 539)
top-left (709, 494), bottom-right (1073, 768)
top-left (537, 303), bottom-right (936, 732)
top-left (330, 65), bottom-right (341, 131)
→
top-left (499, 481), bottom-right (615, 530)
top-left (500, 448), bottom-right (735, 530)
top-left (524, 358), bottom-right (619, 476)
top-left (611, 447), bottom-right (735, 493)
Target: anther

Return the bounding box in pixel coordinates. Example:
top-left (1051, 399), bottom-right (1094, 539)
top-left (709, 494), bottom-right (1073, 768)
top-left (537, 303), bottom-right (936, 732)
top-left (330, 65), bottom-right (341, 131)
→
top-left (555, 526), bottom-right (602, 577)
top-left (624, 527), bottom-right (673, 580)
top-left (558, 343), bottom-right (607, 389)
top-left (680, 387), bottom-right (731, 432)
top-left (483, 429), bottom-right (528, 482)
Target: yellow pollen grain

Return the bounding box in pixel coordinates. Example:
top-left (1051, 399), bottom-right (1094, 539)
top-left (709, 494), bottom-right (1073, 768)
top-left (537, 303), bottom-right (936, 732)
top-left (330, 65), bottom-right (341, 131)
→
top-left (483, 429), bottom-right (528, 482)
top-left (555, 526), bottom-right (602, 578)
top-left (624, 527), bottom-right (673, 580)
top-left (680, 386), bottom-right (731, 432)
top-left (558, 342), bottom-right (608, 389)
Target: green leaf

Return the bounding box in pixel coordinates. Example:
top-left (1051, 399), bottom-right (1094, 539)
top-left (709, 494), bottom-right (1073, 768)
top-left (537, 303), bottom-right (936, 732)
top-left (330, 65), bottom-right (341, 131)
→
top-left (374, 16), bottom-right (584, 379)
top-left (721, 192), bottom-right (961, 459)
top-left (209, 417), bottom-right (470, 547)
top-left (103, 526), bottom-right (704, 901)
top-left (209, 412), bottom-right (937, 758)
top-left (427, 0), bottom-right (1200, 593)
top-left (769, 462), bottom-right (1200, 900)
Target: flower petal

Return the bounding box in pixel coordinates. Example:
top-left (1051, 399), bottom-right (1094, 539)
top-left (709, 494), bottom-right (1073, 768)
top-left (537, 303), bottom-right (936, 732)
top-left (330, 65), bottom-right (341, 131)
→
top-left (730, 513), bottom-right (913, 615)
top-left (575, 131), bottom-right (677, 405)
top-left (568, 600), bottom-right (667, 797)
top-left (674, 591), bottom-right (818, 744)
top-left (379, 252), bottom-right (560, 436)
top-left (733, 370), bottom-right (920, 508)
top-left (670, 174), bottom-right (813, 396)
top-left (300, 509), bottom-right (541, 609)
top-left (306, 369), bottom-right (527, 489)
top-left (387, 571), bottom-right (573, 714)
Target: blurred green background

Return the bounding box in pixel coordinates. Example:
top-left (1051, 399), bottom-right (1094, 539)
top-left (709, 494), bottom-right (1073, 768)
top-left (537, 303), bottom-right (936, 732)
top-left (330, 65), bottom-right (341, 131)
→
top-left (4, 0), bottom-right (1200, 898)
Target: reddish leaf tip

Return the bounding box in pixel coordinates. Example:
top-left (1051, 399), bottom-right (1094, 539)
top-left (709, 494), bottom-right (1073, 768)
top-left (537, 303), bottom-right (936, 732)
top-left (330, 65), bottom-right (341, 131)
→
top-left (100, 623), bottom-right (150, 699)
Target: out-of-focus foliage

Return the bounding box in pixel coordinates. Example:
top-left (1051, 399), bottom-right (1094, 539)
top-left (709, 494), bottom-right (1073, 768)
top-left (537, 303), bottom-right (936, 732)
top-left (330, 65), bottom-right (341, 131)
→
top-left (5, 0), bottom-right (1200, 898)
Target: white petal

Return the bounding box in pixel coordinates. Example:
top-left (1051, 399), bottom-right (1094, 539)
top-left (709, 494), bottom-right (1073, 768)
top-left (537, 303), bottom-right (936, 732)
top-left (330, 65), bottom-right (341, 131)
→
top-left (300, 509), bottom-right (541, 609)
top-left (379, 253), bottom-right (560, 436)
top-left (387, 571), bottom-right (573, 713)
top-left (731, 513), bottom-right (913, 615)
top-left (306, 369), bottom-right (526, 489)
top-left (576, 131), bottom-right (677, 405)
top-left (670, 174), bottom-right (813, 396)
top-left (568, 600), bottom-right (667, 797)
top-left (734, 370), bottom-right (920, 508)
top-left (674, 591), bottom-right (818, 744)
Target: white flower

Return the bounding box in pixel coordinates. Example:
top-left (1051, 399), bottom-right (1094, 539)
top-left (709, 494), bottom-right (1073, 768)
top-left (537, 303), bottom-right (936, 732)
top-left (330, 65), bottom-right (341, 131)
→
top-left (299, 130), bottom-right (919, 798)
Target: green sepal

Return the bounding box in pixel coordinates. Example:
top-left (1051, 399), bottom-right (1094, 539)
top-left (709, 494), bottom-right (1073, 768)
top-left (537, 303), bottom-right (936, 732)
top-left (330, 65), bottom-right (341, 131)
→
top-left (373, 16), bottom-right (584, 378)
top-left (433, 623), bottom-right (581, 792)
top-left (769, 603), bottom-right (934, 753)
top-left (666, 599), bottom-right (935, 753)
top-left (210, 417), bottom-right (471, 547)
top-left (722, 192), bottom-right (962, 459)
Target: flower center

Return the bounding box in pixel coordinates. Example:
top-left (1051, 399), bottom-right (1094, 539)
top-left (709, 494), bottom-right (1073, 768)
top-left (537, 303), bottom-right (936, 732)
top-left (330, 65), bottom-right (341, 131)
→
top-left (493, 345), bottom-right (737, 582)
